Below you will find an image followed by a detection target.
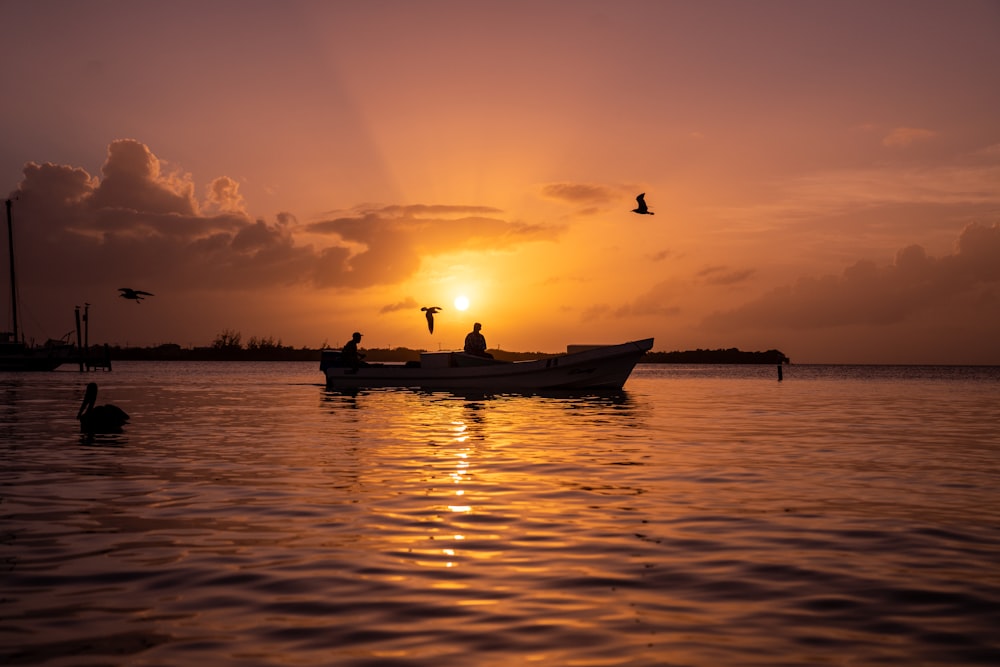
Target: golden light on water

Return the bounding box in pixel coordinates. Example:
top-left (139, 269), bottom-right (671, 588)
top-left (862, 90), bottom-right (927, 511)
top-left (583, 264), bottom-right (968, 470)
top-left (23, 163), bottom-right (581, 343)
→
top-left (445, 433), bottom-right (474, 566)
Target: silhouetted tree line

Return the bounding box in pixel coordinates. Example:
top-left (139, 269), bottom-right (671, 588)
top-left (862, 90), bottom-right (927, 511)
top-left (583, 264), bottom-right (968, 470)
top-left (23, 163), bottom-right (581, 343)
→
top-left (106, 329), bottom-right (319, 361)
top-left (108, 344), bottom-right (321, 362)
top-left (645, 348), bottom-right (790, 364)
top-left (104, 331), bottom-right (789, 364)
top-left (213, 328), bottom-right (290, 352)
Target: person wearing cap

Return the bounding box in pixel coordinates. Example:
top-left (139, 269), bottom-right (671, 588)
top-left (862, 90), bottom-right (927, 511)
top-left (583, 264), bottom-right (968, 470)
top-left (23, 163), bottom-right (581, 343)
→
top-left (341, 331), bottom-right (366, 371)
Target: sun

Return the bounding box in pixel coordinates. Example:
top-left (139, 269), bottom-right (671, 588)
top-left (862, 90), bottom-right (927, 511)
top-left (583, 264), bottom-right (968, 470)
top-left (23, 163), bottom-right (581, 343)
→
top-left (454, 295), bottom-right (470, 311)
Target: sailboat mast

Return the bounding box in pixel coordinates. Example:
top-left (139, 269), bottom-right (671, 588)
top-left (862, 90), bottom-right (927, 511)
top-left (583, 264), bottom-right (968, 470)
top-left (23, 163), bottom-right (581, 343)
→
top-left (5, 199), bottom-right (19, 344)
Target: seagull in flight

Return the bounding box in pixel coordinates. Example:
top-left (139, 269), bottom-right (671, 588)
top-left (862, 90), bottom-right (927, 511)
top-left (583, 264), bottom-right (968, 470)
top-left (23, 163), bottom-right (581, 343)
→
top-left (421, 306), bottom-right (442, 334)
top-left (632, 193), bottom-right (655, 215)
top-left (119, 288), bottom-right (154, 303)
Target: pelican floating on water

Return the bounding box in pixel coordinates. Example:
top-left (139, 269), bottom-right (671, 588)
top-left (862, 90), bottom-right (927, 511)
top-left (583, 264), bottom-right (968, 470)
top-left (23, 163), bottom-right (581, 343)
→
top-left (421, 306), bottom-right (442, 334)
top-left (77, 383), bottom-right (129, 433)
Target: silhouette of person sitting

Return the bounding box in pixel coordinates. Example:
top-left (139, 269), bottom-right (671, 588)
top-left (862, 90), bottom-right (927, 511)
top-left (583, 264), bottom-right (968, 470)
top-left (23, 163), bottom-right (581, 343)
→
top-left (341, 331), bottom-right (366, 371)
top-left (463, 322), bottom-right (493, 358)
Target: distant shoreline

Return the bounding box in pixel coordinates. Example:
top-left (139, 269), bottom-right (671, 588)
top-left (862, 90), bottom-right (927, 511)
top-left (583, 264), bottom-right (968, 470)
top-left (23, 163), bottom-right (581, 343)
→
top-left (101, 345), bottom-right (791, 365)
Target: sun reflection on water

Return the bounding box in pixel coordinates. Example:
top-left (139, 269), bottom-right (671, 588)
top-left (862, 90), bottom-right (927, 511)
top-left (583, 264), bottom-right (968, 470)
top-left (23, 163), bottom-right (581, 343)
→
top-left (4, 366), bottom-right (999, 666)
top-left (443, 421), bottom-right (474, 565)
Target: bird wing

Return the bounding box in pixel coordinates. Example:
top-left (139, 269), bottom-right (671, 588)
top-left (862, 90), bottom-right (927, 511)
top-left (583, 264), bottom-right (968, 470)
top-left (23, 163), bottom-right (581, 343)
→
top-left (135, 291), bottom-right (154, 296)
top-left (118, 288), bottom-right (133, 294)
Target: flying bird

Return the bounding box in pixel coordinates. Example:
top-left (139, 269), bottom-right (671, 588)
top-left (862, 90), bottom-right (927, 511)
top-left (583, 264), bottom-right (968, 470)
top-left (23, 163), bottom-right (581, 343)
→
top-left (632, 193), bottom-right (655, 215)
top-left (118, 288), bottom-right (154, 303)
top-left (421, 306), bottom-right (442, 334)
top-left (77, 382), bottom-right (130, 434)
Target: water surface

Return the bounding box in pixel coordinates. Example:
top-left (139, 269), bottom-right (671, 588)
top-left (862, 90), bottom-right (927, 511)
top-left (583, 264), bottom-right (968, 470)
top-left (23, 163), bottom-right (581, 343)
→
top-left (3, 362), bottom-right (999, 665)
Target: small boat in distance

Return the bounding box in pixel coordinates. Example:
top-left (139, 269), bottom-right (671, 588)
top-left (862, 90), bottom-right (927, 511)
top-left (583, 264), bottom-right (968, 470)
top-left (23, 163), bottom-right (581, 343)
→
top-left (2, 199), bottom-right (74, 372)
top-left (321, 338), bottom-right (654, 391)
top-left (0, 332), bottom-right (74, 372)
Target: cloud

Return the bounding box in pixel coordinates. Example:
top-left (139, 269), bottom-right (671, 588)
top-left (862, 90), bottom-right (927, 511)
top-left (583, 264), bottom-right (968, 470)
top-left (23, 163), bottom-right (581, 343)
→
top-left (882, 127), bottom-right (936, 148)
top-left (538, 182), bottom-right (648, 218)
top-left (584, 264), bottom-right (752, 324)
top-left (205, 176), bottom-right (247, 214)
top-left (540, 182), bottom-right (621, 205)
top-left (703, 222), bottom-right (1000, 330)
top-left (305, 205), bottom-right (560, 287)
top-left (10, 143), bottom-right (308, 292)
top-left (580, 303), bottom-right (613, 321)
top-left (614, 282), bottom-right (683, 318)
top-left (697, 265), bottom-right (756, 286)
top-left (380, 297), bottom-right (419, 313)
top-left (706, 138), bottom-right (1000, 235)
top-left (378, 204), bottom-right (502, 217)
top-left (714, 161), bottom-right (1000, 233)
top-left (88, 139), bottom-right (197, 215)
top-left (7, 140), bottom-right (559, 293)
top-left (580, 279), bottom-right (684, 321)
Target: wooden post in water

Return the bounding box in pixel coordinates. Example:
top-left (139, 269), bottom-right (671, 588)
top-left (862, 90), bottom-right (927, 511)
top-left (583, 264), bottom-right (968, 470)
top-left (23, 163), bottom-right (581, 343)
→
top-left (777, 364), bottom-right (783, 381)
top-left (5, 199), bottom-right (20, 344)
top-left (83, 303), bottom-right (90, 352)
top-left (74, 306), bottom-right (84, 372)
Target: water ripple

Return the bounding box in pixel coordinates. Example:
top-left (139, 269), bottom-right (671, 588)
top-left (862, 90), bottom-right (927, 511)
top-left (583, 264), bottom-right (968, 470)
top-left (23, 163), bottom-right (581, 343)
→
top-left (2, 363), bottom-right (999, 665)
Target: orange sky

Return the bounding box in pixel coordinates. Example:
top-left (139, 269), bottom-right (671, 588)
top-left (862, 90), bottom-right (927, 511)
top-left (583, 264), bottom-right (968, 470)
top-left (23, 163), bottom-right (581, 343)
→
top-left (3, 1), bottom-right (999, 363)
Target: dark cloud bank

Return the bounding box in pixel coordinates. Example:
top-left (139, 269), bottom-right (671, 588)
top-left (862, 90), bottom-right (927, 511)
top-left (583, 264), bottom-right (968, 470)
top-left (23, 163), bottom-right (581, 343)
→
top-left (703, 222), bottom-right (1000, 331)
top-left (8, 139), bottom-right (556, 294)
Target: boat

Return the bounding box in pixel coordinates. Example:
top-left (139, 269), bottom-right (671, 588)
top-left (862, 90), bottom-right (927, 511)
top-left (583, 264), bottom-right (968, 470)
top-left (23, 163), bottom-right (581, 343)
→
top-left (321, 338), bottom-right (654, 390)
top-left (2, 199), bottom-right (75, 371)
top-left (0, 332), bottom-right (74, 372)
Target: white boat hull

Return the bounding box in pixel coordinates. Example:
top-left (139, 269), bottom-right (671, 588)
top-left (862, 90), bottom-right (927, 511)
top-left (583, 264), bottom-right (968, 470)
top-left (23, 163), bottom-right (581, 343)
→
top-left (322, 338), bottom-right (654, 390)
